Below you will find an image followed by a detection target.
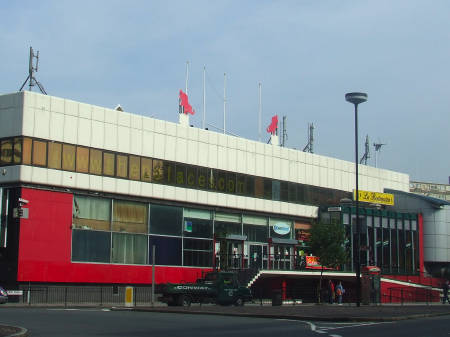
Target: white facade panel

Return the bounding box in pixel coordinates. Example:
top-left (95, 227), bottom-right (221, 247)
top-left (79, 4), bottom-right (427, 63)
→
top-left (77, 118), bottom-right (91, 147)
top-left (21, 107), bottom-right (35, 137)
top-left (50, 96), bottom-right (64, 114)
top-left (104, 108), bottom-right (118, 125)
top-left (92, 105), bottom-right (105, 122)
top-left (65, 99), bottom-right (79, 117)
top-left (130, 129), bottom-right (142, 156)
top-left (91, 120), bottom-right (105, 149)
top-left (197, 142), bottom-right (208, 167)
top-left (153, 133), bottom-right (165, 159)
top-left (117, 111), bottom-right (131, 127)
top-left (103, 123), bottom-right (117, 151)
top-left (117, 126), bottom-right (130, 154)
top-left (79, 103), bottom-right (92, 120)
top-left (227, 148), bottom-right (237, 172)
top-left (165, 135), bottom-right (176, 161)
top-left (49, 112), bottom-right (64, 142)
top-left (76, 173), bottom-right (90, 190)
top-left (47, 169), bottom-right (62, 187)
top-left (89, 175), bottom-right (103, 191)
top-left (63, 115), bottom-right (78, 144)
top-left (175, 137), bottom-right (187, 163)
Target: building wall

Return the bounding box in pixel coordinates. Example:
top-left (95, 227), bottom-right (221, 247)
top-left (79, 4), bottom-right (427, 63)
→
top-left (17, 187), bottom-right (207, 284)
top-left (391, 192), bottom-right (450, 264)
top-left (0, 91), bottom-right (410, 221)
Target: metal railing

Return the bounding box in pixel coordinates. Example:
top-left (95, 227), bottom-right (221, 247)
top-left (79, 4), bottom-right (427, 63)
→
top-left (17, 285), bottom-right (154, 307)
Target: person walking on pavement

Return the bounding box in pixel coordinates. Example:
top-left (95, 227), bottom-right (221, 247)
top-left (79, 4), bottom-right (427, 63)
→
top-left (336, 281), bottom-right (345, 305)
top-left (442, 280), bottom-right (449, 304)
top-left (328, 280), bottom-right (335, 304)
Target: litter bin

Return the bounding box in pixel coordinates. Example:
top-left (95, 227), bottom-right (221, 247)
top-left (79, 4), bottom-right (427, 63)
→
top-left (272, 289), bottom-right (282, 306)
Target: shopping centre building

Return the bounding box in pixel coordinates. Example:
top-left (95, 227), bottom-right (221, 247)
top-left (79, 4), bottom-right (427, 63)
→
top-left (0, 91), bottom-right (445, 303)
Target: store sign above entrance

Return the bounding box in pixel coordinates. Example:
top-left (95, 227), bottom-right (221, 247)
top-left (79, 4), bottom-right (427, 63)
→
top-left (353, 190), bottom-right (394, 206)
top-left (273, 223), bottom-right (291, 235)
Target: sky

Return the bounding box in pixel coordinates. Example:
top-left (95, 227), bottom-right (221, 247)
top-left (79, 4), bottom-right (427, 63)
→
top-left (1, 0), bottom-right (449, 184)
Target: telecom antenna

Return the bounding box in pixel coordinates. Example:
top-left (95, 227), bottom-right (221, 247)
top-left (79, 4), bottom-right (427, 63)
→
top-left (281, 116), bottom-right (288, 147)
top-left (303, 123), bottom-right (314, 153)
top-left (373, 142), bottom-right (386, 168)
top-left (360, 135), bottom-right (370, 165)
top-left (19, 46), bottom-right (47, 94)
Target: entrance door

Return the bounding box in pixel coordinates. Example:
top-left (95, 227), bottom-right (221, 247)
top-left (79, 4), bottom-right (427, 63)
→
top-left (249, 244), bottom-right (262, 269)
top-left (216, 239), bottom-right (243, 270)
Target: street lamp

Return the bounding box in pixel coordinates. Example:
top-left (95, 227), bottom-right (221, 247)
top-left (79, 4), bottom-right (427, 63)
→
top-left (345, 92), bottom-right (367, 307)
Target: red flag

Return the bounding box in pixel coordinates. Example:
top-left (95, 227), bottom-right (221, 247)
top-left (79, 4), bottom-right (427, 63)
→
top-left (179, 90), bottom-right (195, 115)
top-left (266, 115), bottom-right (278, 134)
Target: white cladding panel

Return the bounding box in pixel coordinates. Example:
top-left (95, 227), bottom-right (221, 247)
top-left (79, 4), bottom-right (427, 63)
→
top-left (1, 91), bottom-right (411, 219)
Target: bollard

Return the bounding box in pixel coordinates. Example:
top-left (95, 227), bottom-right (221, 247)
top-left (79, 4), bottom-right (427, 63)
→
top-left (125, 287), bottom-right (134, 307)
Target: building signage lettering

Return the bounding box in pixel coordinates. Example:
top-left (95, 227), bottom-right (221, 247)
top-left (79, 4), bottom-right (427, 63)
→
top-left (354, 190), bottom-right (394, 206)
top-left (273, 223), bottom-right (291, 235)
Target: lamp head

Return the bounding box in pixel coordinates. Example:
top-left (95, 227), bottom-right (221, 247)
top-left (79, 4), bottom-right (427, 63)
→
top-left (345, 92), bottom-right (368, 105)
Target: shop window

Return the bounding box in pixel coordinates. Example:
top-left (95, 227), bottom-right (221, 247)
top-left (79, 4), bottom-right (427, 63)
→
top-left (214, 212), bottom-right (242, 236)
top-left (112, 200), bottom-right (148, 234)
top-left (176, 164), bottom-right (187, 186)
top-left (186, 165), bottom-right (197, 188)
top-left (0, 139), bottom-right (13, 165)
top-left (272, 180), bottom-right (280, 201)
top-left (32, 139), bottom-right (47, 166)
top-left (48, 142), bottom-right (62, 169)
top-left (89, 149), bottom-right (102, 175)
top-left (141, 157), bottom-right (152, 182)
top-left (129, 155), bottom-right (140, 181)
top-left (149, 204), bottom-right (182, 236)
top-left (149, 236), bottom-right (182, 266)
top-left (183, 238), bottom-right (213, 267)
top-left (245, 176), bottom-right (255, 197)
top-left (116, 154), bottom-right (128, 178)
top-left (72, 195), bottom-right (111, 231)
top-left (183, 208), bottom-right (212, 238)
top-left (264, 179), bottom-right (272, 200)
top-left (152, 159), bottom-right (164, 183)
top-left (162, 161), bottom-right (175, 185)
top-left (22, 138), bottom-right (32, 165)
top-left (280, 182), bottom-right (288, 202)
top-left (112, 233), bottom-right (148, 265)
top-left (243, 214), bottom-right (267, 242)
top-left (197, 167), bottom-right (208, 189)
top-left (76, 146), bottom-right (89, 173)
top-left (226, 172), bottom-right (236, 194)
top-left (216, 171), bottom-right (227, 192)
top-left (62, 144), bottom-right (76, 171)
top-left (103, 152), bottom-right (115, 176)
top-left (13, 138), bottom-right (22, 164)
top-left (72, 229), bottom-right (111, 263)
top-left (288, 183), bottom-right (297, 203)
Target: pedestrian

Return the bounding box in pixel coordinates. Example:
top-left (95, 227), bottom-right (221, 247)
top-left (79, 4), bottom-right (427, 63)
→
top-left (328, 280), bottom-right (335, 304)
top-left (442, 280), bottom-right (449, 304)
top-left (336, 281), bottom-right (345, 305)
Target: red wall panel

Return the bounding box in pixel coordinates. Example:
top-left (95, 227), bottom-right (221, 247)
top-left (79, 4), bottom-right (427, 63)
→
top-left (17, 188), bottom-right (210, 284)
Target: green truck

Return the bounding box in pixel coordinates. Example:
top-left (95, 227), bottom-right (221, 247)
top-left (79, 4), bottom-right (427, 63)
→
top-left (158, 271), bottom-right (252, 307)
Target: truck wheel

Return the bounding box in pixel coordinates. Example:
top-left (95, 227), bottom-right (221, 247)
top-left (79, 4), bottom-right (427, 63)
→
top-left (178, 295), bottom-right (191, 307)
top-left (234, 297), bottom-right (244, 306)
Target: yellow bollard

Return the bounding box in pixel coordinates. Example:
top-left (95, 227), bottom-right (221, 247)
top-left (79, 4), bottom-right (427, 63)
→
top-left (125, 286), bottom-right (134, 307)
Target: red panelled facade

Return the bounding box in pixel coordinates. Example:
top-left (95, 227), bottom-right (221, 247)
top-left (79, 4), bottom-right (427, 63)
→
top-left (17, 188), bottom-right (209, 284)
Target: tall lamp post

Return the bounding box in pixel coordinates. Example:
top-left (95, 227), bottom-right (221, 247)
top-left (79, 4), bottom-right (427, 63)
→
top-left (345, 92), bottom-right (367, 307)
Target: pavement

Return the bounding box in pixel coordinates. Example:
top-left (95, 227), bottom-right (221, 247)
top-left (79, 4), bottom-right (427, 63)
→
top-left (113, 301), bottom-right (450, 322)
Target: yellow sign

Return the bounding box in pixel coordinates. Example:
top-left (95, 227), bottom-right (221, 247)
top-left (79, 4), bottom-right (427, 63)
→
top-left (353, 190), bottom-right (394, 206)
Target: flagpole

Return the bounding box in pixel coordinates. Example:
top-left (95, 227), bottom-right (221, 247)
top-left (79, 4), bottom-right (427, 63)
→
top-left (258, 82), bottom-right (262, 142)
top-left (185, 61), bottom-right (189, 95)
top-left (203, 66), bottom-right (206, 130)
top-left (223, 72), bottom-right (226, 135)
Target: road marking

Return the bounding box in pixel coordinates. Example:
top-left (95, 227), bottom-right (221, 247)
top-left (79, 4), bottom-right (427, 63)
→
top-left (329, 335), bottom-right (342, 337)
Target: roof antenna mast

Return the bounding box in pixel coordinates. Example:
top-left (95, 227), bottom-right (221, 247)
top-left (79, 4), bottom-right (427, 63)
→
top-left (373, 141), bottom-right (386, 168)
top-left (360, 135), bottom-right (370, 165)
top-left (19, 46), bottom-right (47, 94)
top-left (303, 123), bottom-right (314, 153)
